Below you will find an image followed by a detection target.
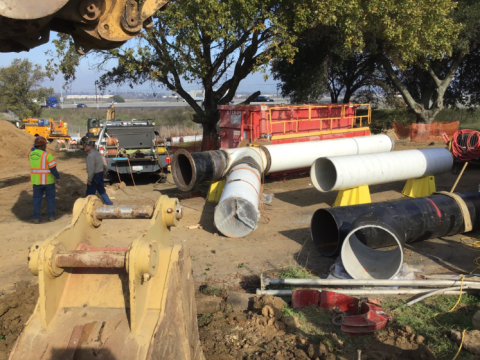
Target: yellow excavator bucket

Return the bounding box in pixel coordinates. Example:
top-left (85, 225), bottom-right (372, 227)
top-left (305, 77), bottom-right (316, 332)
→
top-left (10, 196), bottom-right (204, 360)
top-left (0, 0), bottom-right (171, 53)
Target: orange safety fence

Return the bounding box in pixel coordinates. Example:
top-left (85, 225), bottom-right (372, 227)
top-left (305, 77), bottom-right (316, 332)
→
top-left (393, 121), bottom-right (459, 142)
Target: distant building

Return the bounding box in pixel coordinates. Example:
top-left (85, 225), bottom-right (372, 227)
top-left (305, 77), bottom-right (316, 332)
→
top-left (65, 95), bottom-right (112, 99)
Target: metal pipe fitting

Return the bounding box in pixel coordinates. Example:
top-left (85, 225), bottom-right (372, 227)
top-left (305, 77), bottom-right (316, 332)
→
top-left (55, 250), bottom-right (126, 268)
top-left (172, 149), bottom-right (227, 192)
top-left (94, 205), bottom-right (155, 219)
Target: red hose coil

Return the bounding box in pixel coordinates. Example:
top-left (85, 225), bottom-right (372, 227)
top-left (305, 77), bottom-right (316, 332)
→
top-left (451, 130), bottom-right (480, 161)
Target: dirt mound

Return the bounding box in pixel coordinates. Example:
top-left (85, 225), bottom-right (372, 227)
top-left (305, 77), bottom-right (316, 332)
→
top-left (0, 120), bottom-right (58, 175)
top-left (0, 283), bottom-right (38, 360)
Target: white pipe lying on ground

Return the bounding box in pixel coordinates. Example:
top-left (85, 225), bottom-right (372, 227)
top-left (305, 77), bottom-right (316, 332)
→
top-left (214, 163), bottom-right (262, 238)
top-left (212, 134), bottom-right (394, 237)
top-left (310, 148), bottom-right (453, 192)
top-left (256, 287), bottom-right (480, 296)
top-left (264, 278), bottom-right (480, 287)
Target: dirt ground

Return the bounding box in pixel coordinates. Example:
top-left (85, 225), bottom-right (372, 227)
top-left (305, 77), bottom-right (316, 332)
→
top-left (1, 135), bottom-right (480, 359)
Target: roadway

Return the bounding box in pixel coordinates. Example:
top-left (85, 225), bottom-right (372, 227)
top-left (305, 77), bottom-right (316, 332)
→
top-left (59, 99), bottom-right (291, 109)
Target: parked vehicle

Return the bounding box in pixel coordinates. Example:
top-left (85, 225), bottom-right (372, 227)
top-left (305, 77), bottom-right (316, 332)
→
top-left (40, 96), bottom-right (60, 109)
top-left (77, 103), bottom-right (88, 108)
top-left (253, 95), bottom-right (275, 102)
top-left (97, 120), bottom-right (171, 182)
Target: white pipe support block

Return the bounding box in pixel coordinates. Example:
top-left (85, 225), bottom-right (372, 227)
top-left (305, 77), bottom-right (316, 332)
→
top-left (265, 134), bottom-right (394, 174)
top-left (214, 163), bottom-right (262, 238)
top-left (311, 148), bottom-right (453, 192)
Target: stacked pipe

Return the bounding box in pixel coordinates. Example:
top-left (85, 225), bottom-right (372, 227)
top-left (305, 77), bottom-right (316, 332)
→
top-left (311, 191), bottom-right (480, 279)
top-left (310, 148), bottom-right (453, 192)
top-left (172, 135), bottom-right (395, 237)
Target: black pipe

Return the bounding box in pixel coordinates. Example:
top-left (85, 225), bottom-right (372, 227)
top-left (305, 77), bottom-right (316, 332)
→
top-left (172, 149), bottom-right (226, 191)
top-left (340, 213), bottom-right (406, 279)
top-left (311, 191), bottom-right (480, 256)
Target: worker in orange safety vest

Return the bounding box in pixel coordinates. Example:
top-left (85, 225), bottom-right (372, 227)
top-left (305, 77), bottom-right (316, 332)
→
top-left (29, 136), bottom-right (60, 224)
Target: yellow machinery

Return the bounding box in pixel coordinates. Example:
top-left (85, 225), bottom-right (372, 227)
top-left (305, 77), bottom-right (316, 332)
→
top-left (11, 195), bottom-right (204, 360)
top-left (22, 117), bottom-right (71, 142)
top-left (0, 0), bottom-right (171, 54)
top-left (82, 104), bottom-right (115, 145)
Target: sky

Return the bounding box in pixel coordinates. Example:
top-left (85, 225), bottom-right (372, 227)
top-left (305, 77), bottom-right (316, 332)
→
top-left (0, 36), bottom-right (281, 96)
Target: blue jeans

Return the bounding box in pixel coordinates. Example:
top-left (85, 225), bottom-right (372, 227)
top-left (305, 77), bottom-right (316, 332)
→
top-left (86, 172), bottom-right (113, 205)
top-left (33, 184), bottom-right (56, 220)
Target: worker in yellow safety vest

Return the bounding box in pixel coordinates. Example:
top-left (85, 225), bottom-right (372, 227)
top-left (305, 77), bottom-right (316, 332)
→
top-left (29, 136), bottom-right (60, 224)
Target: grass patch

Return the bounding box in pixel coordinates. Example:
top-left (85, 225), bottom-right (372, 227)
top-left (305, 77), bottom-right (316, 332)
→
top-left (197, 313), bottom-right (213, 327)
top-left (200, 287), bottom-right (221, 297)
top-left (280, 304), bottom-right (344, 351)
top-left (279, 294), bottom-right (480, 360)
top-left (278, 265), bottom-right (317, 279)
top-left (381, 294), bottom-right (480, 359)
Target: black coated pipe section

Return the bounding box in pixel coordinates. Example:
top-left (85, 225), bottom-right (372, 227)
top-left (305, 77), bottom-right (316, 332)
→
top-left (311, 191), bottom-right (480, 257)
top-left (172, 149), bottom-right (227, 192)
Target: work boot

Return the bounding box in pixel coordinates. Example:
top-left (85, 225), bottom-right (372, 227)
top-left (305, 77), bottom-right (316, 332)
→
top-left (49, 217), bottom-right (55, 222)
top-left (33, 219), bottom-right (40, 224)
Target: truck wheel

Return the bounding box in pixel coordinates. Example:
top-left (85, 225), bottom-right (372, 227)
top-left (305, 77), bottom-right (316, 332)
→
top-left (108, 171), bottom-right (118, 184)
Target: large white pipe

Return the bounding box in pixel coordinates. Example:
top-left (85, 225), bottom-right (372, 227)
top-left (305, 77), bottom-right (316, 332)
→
top-left (172, 134), bottom-right (395, 191)
top-left (311, 148), bottom-right (453, 192)
top-left (214, 163), bottom-right (262, 238)
top-left (264, 134), bottom-right (394, 173)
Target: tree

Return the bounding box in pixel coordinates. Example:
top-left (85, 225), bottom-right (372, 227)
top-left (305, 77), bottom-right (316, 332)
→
top-left (378, 1), bottom-right (480, 123)
top-left (112, 94), bottom-right (125, 103)
top-left (48, 0), bottom-right (459, 148)
top-left (0, 59), bottom-right (53, 119)
top-left (272, 28), bottom-right (377, 104)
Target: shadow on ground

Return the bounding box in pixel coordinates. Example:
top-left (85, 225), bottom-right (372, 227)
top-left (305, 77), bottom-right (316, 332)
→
top-left (10, 172), bottom-right (85, 223)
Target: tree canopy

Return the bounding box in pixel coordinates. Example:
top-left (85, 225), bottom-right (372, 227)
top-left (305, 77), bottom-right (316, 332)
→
top-left (387, 0), bottom-right (480, 123)
top-left (48, 0), bottom-right (459, 146)
top-left (0, 59), bottom-right (53, 119)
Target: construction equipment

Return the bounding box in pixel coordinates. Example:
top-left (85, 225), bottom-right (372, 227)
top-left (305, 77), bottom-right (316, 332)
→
top-left (0, 0), bottom-right (171, 54)
top-left (218, 102), bottom-right (372, 177)
top-left (97, 119), bottom-right (171, 182)
top-left (11, 195), bottom-right (204, 360)
top-left (81, 104), bottom-right (115, 145)
top-left (21, 117), bottom-right (75, 150)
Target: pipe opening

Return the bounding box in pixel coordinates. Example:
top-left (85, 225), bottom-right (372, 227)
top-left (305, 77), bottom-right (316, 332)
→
top-left (173, 151), bottom-right (194, 191)
top-left (214, 198), bottom-right (258, 238)
top-left (311, 209), bottom-right (341, 256)
top-left (341, 225), bottom-right (403, 279)
top-left (311, 158), bottom-right (337, 192)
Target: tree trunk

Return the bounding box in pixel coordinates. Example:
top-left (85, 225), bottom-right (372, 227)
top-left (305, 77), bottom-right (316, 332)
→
top-left (200, 121), bottom-right (219, 151)
top-left (414, 106), bottom-right (441, 124)
top-left (330, 92), bottom-right (338, 103)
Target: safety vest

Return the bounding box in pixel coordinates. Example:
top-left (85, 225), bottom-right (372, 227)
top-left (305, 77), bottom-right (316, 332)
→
top-left (29, 149), bottom-right (57, 185)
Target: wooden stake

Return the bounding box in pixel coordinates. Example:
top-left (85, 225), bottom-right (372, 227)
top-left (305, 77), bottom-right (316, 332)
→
top-left (450, 162), bottom-right (468, 193)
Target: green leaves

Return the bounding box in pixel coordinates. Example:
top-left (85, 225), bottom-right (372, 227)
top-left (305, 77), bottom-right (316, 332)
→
top-left (0, 59), bottom-right (53, 119)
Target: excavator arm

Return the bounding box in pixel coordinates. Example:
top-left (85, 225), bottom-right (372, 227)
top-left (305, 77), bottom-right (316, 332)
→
top-left (0, 0), bottom-right (170, 54)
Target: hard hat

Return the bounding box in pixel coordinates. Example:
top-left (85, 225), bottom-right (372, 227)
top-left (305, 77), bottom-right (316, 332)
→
top-left (34, 136), bottom-right (47, 147)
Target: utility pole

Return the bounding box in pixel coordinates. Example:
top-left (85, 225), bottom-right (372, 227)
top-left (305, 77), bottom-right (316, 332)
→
top-left (95, 80), bottom-right (98, 109)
